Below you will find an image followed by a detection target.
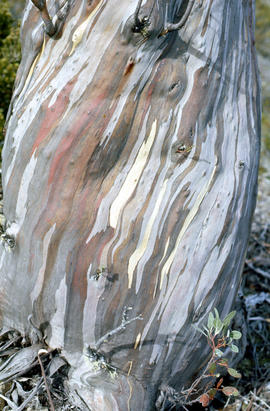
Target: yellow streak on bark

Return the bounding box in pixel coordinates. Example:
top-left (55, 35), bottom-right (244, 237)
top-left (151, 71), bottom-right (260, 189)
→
top-left (159, 158), bottom-right (218, 289)
top-left (110, 119), bottom-right (157, 230)
top-left (127, 378), bottom-right (133, 411)
top-left (153, 237), bottom-right (170, 298)
top-left (127, 361), bottom-right (133, 376)
top-left (134, 332), bottom-right (141, 349)
top-left (128, 179), bottom-right (168, 288)
top-left (21, 34), bottom-right (46, 96)
top-left (69, 0), bottom-right (104, 56)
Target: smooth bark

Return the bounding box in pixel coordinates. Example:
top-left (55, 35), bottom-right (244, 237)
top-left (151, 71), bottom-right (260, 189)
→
top-left (0, 0), bottom-right (260, 409)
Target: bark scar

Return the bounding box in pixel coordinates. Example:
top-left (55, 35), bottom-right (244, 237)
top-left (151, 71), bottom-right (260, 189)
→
top-left (124, 56), bottom-right (135, 75)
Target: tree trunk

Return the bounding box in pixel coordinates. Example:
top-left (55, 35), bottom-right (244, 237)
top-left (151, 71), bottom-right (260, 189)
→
top-left (0, 0), bottom-right (260, 409)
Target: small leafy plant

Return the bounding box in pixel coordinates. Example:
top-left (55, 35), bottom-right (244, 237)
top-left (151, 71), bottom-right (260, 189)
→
top-left (188, 309), bottom-right (242, 407)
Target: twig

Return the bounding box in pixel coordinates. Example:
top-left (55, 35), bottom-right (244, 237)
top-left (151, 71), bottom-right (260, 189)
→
top-left (249, 391), bottom-right (270, 410)
top-left (182, 331), bottom-right (224, 401)
top-left (246, 262), bottom-right (270, 280)
top-left (160, 0), bottom-right (195, 36)
top-left (134, 0), bottom-right (144, 28)
top-left (261, 223), bottom-right (270, 240)
top-left (183, 352), bottom-right (215, 400)
top-left (245, 395), bottom-right (254, 411)
top-left (0, 393), bottom-right (17, 410)
top-left (248, 316), bottom-right (270, 323)
top-left (74, 389), bottom-right (92, 411)
top-left (95, 315), bottom-right (143, 350)
top-left (0, 334), bottom-right (21, 352)
top-left (37, 350), bottom-right (55, 411)
top-left (31, 0), bottom-right (56, 36)
top-left (16, 378), bottom-right (44, 411)
top-left (224, 395), bottom-right (232, 408)
top-left (249, 235), bottom-right (270, 254)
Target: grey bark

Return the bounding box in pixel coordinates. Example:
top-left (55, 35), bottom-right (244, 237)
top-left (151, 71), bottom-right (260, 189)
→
top-left (0, 0), bottom-right (260, 409)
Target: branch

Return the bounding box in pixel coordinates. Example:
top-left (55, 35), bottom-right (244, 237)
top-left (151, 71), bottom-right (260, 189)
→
top-left (95, 315), bottom-right (143, 350)
top-left (159, 0), bottom-right (195, 36)
top-left (37, 349), bottom-right (55, 411)
top-left (133, 0), bottom-right (144, 29)
top-left (246, 262), bottom-right (270, 280)
top-left (31, 0), bottom-right (56, 36)
top-left (16, 378), bottom-right (44, 411)
top-left (183, 352), bottom-right (215, 400)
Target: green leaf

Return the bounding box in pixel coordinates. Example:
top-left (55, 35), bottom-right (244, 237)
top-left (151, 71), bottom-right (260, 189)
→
top-left (230, 330), bottom-right (242, 340)
top-left (222, 386), bottom-right (239, 396)
top-left (208, 388), bottom-right (217, 400)
top-left (223, 311), bottom-right (236, 327)
top-left (215, 348), bottom-right (223, 357)
top-left (218, 359), bottom-right (228, 367)
top-left (230, 344), bottom-right (239, 353)
top-left (192, 324), bottom-right (202, 332)
top-left (208, 363), bottom-right (216, 375)
top-left (228, 368), bottom-right (241, 378)
top-left (214, 308), bottom-right (220, 320)
top-left (203, 325), bottom-right (210, 334)
top-left (192, 324), bottom-right (208, 337)
top-left (208, 312), bottom-right (214, 330)
top-left (216, 377), bottom-right (223, 388)
top-left (214, 318), bottom-right (223, 335)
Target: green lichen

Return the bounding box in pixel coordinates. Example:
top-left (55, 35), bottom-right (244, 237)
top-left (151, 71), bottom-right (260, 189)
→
top-left (0, 0), bottom-right (21, 155)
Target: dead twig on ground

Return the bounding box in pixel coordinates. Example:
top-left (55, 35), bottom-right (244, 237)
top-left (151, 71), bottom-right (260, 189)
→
top-left (246, 262), bottom-right (270, 280)
top-left (37, 349), bottom-right (55, 411)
